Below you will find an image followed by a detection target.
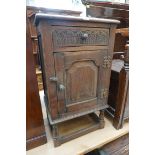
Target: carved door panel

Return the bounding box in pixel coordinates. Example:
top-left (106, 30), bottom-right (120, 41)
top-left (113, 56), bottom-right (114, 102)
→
top-left (53, 50), bottom-right (112, 115)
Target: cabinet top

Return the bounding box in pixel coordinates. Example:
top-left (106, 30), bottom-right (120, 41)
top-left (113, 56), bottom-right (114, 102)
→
top-left (34, 13), bottom-right (120, 26)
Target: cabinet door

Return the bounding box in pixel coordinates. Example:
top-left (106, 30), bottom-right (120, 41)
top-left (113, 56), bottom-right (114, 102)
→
top-left (53, 50), bottom-right (112, 114)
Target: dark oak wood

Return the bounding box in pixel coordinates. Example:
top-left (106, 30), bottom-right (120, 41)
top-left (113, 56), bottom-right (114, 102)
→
top-left (52, 26), bottom-right (109, 47)
top-left (26, 17), bottom-right (47, 150)
top-left (35, 13), bottom-right (119, 146)
top-left (106, 45), bottom-right (129, 129)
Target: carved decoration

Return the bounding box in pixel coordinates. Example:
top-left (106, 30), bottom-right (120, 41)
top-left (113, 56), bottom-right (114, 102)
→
top-left (101, 88), bottom-right (109, 98)
top-left (103, 56), bottom-right (112, 68)
top-left (53, 29), bottom-right (109, 47)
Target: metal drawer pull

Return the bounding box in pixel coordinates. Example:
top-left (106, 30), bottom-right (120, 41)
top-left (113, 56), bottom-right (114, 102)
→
top-left (81, 33), bottom-right (88, 39)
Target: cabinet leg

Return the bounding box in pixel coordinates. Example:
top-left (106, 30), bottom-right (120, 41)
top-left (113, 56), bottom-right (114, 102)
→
top-left (53, 139), bottom-right (61, 147)
top-left (52, 124), bottom-right (61, 147)
top-left (52, 124), bottom-right (59, 138)
top-left (99, 110), bottom-right (105, 128)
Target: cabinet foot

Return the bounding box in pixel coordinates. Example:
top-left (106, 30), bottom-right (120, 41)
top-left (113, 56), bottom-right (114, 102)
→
top-left (52, 124), bottom-right (59, 138)
top-left (99, 110), bottom-right (105, 128)
top-left (52, 124), bottom-right (62, 147)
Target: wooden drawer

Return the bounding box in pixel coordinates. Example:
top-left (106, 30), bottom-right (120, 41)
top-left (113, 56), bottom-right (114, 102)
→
top-left (52, 26), bottom-right (109, 48)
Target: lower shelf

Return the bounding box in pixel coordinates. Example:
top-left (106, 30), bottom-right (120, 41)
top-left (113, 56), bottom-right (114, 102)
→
top-left (50, 113), bottom-right (104, 147)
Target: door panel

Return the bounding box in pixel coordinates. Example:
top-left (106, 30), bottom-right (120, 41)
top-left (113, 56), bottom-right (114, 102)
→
top-left (54, 50), bottom-right (111, 114)
top-left (66, 61), bottom-right (98, 104)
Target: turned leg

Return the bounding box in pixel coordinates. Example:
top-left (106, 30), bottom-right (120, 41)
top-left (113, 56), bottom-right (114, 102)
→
top-left (52, 124), bottom-right (61, 147)
top-left (99, 110), bottom-right (105, 128)
top-left (52, 124), bottom-right (59, 138)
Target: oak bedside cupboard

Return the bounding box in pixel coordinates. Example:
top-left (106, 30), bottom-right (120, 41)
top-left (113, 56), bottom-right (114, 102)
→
top-left (34, 13), bottom-right (119, 147)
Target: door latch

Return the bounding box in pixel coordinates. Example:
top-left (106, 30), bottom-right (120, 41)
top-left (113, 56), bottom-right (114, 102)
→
top-left (49, 77), bottom-right (65, 91)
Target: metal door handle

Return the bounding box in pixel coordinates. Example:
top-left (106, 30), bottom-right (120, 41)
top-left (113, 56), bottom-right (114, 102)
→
top-left (50, 77), bottom-right (65, 91)
top-left (59, 84), bottom-right (65, 91)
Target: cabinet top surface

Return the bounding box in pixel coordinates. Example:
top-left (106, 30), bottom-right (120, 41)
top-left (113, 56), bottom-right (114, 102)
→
top-left (34, 13), bottom-right (120, 26)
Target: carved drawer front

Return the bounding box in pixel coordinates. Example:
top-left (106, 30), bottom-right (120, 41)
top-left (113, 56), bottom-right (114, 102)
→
top-left (52, 26), bottom-right (109, 48)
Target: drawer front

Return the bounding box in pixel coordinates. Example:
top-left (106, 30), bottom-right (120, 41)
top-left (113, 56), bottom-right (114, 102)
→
top-left (52, 26), bottom-right (109, 48)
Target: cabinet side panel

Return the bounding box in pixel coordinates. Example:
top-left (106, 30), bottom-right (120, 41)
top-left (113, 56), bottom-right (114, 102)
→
top-left (37, 21), bottom-right (58, 119)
